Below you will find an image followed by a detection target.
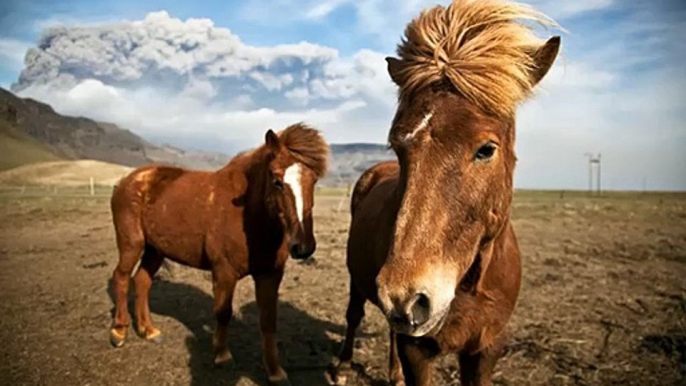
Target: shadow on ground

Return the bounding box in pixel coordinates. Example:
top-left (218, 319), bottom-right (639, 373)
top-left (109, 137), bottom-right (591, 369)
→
top-left (108, 277), bottom-right (378, 386)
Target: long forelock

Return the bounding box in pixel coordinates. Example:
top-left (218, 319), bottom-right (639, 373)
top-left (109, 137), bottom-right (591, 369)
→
top-left (278, 123), bottom-right (330, 178)
top-left (394, 0), bottom-right (558, 117)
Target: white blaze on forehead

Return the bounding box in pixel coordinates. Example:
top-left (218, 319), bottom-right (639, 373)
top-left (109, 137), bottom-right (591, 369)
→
top-left (404, 111), bottom-right (434, 141)
top-left (283, 163), bottom-right (304, 224)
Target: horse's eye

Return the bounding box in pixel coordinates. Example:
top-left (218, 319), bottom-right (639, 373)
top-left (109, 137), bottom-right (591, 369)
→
top-left (273, 179), bottom-right (284, 190)
top-left (475, 142), bottom-right (497, 161)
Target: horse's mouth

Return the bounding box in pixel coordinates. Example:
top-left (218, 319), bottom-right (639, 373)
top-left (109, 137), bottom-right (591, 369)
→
top-left (390, 305), bottom-right (450, 338)
top-left (288, 243), bottom-right (315, 260)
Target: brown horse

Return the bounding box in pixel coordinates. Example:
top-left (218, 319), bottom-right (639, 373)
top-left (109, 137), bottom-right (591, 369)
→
top-left (330, 1), bottom-right (561, 385)
top-left (109, 123), bottom-right (329, 386)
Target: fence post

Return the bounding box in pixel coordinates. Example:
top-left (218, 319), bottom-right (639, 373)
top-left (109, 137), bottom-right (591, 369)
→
top-left (90, 177), bottom-right (95, 196)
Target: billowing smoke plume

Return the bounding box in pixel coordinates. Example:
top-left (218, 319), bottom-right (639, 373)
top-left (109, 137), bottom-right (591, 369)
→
top-left (12, 12), bottom-right (345, 102)
top-left (11, 12), bottom-right (397, 149)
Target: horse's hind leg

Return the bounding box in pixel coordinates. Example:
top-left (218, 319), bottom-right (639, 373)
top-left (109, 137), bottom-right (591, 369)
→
top-left (110, 227), bottom-right (144, 348)
top-left (329, 281), bottom-right (366, 385)
top-left (133, 246), bottom-right (164, 342)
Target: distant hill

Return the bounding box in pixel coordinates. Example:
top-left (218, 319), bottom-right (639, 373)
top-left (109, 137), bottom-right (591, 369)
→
top-left (0, 160), bottom-right (133, 187)
top-left (0, 88), bottom-right (227, 171)
top-left (0, 88), bottom-right (396, 186)
top-left (0, 122), bottom-right (63, 170)
top-left (324, 143), bottom-right (395, 187)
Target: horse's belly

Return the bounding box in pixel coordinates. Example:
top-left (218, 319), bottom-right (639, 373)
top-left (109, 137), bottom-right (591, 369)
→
top-left (146, 229), bottom-right (206, 267)
top-left (346, 202), bottom-right (395, 305)
top-left (142, 203), bottom-right (207, 268)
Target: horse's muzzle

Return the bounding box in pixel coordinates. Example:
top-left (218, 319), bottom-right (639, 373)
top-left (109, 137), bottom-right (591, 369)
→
top-left (385, 292), bottom-right (433, 335)
top-left (289, 242), bottom-right (316, 260)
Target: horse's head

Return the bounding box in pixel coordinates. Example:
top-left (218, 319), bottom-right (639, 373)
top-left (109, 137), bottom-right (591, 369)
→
top-left (263, 124), bottom-right (329, 260)
top-left (375, 0), bottom-right (561, 337)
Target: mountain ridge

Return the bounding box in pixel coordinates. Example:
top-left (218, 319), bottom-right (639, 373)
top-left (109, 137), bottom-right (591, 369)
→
top-left (0, 88), bottom-right (395, 186)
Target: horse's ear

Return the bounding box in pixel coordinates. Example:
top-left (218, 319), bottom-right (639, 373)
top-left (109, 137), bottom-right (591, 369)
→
top-left (386, 57), bottom-right (405, 86)
top-left (529, 36), bottom-right (561, 86)
top-left (265, 129), bottom-right (281, 152)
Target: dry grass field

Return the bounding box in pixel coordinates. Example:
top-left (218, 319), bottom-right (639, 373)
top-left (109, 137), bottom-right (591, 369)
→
top-left (0, 160), bottom-right (132, 187)
top-left (0, 190), bottom-right (684, 386)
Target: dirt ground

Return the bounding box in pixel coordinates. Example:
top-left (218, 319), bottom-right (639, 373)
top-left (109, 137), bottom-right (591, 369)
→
top-left (0, 191), bottom-right (684, 386)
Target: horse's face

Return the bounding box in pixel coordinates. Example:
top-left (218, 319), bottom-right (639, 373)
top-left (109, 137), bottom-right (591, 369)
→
top-left (377, 90), bottom-right (514, 336)
top-left (265, 130), bottom-right (318, 260)
top-left (376, 38), bottom-right (560, 337)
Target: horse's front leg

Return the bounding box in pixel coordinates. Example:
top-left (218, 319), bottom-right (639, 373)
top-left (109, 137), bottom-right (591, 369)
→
top-left (389, 331), bottom-right (405, 385)
top-left (397, 335), bottom-right (436, 386)
top-left (254, 269), bottom-right (290, 386)
top-left (211, 263), bottom-right (239, 366)
top-left (458, 335), bottom-right (506, 386)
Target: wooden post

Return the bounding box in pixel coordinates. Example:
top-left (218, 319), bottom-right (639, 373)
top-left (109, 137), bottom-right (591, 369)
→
top-left (336, 189), bottom-right (346, 213)
top-left (90, 177), bottom-right (95, 196)
top-left (596, 154), bottom-right (601, 196)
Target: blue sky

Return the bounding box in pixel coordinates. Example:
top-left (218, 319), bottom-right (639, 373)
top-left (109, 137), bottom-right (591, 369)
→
top-left (0, 0), bottom-right (684, 190)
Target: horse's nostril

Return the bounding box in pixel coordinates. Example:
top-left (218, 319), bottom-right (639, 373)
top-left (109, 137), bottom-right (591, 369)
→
top-left (409, 292), bottom-right (431, 327)
top-left (389, 311), bottom-right (409, 328)
top-left (289, 243), bottom-right (314, 260)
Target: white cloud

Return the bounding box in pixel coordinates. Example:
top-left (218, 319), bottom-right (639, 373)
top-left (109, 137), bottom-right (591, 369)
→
top-left (244, 0), bottom-right (617, 50)
top-left (181, 78), bottom-right (217, 101)
top-left (248, 72), bottom-right (294, 91)
top-left (306, 0), bottom-right (352, 19)
top-left (0, 38), bottom-right (31, 69)
top-left (8, 4), bottom-right (685, 190)
top-left (526, 0), bottom-right (615, 19)
top-left (285, 87), bottom-right (311, 105)
top-left (17, 78), bottom-right (372, 151)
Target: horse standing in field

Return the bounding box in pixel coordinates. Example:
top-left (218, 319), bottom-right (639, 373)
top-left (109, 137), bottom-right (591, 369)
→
top-left (109, 123), bottom-right (329, 386)
top-left (330, 1), bottom-right (561, 385)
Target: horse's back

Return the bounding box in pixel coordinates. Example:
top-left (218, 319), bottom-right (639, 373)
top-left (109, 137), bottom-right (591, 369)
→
top-left (350, 160), bottom-right (399, 215)
top-left (347, 160), bottom-right (400, 302)
top-left (111, 164), bottom-right (221, 267)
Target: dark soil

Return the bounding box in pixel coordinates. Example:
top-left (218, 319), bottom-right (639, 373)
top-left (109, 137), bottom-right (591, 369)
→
top-left (0, 192), bottom-right (684, 386)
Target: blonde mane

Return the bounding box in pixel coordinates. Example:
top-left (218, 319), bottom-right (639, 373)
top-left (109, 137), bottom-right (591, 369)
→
top-left (394, 0), bottom-right (559, 116)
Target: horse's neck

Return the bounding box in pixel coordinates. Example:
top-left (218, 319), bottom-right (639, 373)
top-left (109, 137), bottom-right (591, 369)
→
top-left (242, 151), bottom-right (278, 224)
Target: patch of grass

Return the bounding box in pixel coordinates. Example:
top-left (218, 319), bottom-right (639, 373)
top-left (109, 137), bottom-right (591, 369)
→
top-left (0, 126), bottom-right (62, 171)
top-left (316, 187), bottom-right (350, 196)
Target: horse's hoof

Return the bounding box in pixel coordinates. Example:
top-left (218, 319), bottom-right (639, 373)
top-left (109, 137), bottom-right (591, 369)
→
top-left (145, 328), bottom-right (163, 344)
top-left (390, 370), bottom-right (405, 386)
top-left (214, 349), bottom-right (235, 367)
top-left (326, 372), bottom-right (347, 386)
top-left (326, 361), bottom-right (350, 386)
top-left (148, 333), bottom-right (163, 344)
top-left (267, 370), bottom-right (291, 386)
top-left (268, 379), bottom-right (292, 386)
top-left (109, 328), bottom-right (127, 348)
